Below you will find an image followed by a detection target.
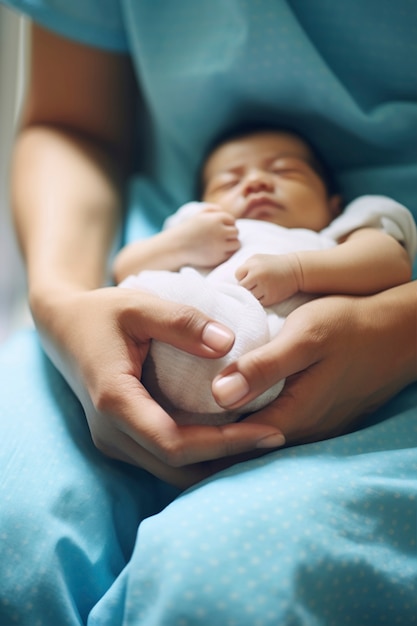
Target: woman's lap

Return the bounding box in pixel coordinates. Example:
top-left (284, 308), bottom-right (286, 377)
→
top-left (1, 330), bottom-right (416, 625)
top-left (0, 330), bottom-right (177, 626)
top-left (93, 387), bottom-right (417, 626)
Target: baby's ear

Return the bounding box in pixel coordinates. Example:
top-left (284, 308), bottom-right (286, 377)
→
top-left (329, 194), bottom-right (343, 217)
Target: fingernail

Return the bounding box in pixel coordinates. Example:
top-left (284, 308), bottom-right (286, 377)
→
top-left (213, 372), bottom-right (249, 406)
top-left (256, 433), bottom-right (286, 449)
top-left (202, 323), bottom-right (234, 351)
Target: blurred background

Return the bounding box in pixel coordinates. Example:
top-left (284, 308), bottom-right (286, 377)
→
top-left (0, 4), bottom-right (31, 343)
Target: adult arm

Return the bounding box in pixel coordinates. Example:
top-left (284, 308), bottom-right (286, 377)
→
top-left (12, 25), bottom-right (284, 488)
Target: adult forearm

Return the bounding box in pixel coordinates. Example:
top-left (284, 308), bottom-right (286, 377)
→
top-left (371, 280), bottom-right (417, 387)
top-left (10, 124), bottom-right (126, 397)
top-left (12, 125), bottom-right (123, 298)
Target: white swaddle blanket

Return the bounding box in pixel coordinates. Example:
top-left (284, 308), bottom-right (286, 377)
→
top-left (120, 196), bottom-right (417, 425)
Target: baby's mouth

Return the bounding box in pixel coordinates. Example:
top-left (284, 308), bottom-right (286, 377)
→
top-left (242, 195), bottom-right (286, 219)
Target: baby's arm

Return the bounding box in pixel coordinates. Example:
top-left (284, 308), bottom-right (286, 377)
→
top-left (114, 206), bottom-right (240, 283)
top-left (236, 228), bottom-right (412, 306)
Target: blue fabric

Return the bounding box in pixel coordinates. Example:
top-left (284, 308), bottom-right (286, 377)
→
top-left (1, 331), bottom-right (416, 625)
top-left (0, 330), bottom-right (179, 625)
top-left (93, 396), bottom-right (417, 626)
top-left (1, 0), bottom-right (129, 51)
top-left (1, 1), bottom-right (417, 625)
top-left (121, 0), bottom-right (417, 237)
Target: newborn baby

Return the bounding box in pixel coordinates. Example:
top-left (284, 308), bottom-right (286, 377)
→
top-left (117, 129), bottom-right (416, 424)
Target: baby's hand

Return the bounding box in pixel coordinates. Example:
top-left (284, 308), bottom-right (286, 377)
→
top-left (183, 205), bottom-right (240, 268)
top-left (235, 253), bottom-right (302, 305)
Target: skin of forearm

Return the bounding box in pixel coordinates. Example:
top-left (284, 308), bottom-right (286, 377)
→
top-left (295, 229), bottom-right (412, 295)
top-left (366, 281), bottom-right (417, 386)
top-left (113, 225), bottom-right (190, 283)
top-left (12, 125), bottom-right (123, 298)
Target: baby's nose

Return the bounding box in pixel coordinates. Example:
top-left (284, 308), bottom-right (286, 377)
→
top-left (242, 170), bottom-right (274, 195)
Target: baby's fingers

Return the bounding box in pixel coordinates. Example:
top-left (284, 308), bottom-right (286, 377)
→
top-left (235, 262), bottom-right (248, 282)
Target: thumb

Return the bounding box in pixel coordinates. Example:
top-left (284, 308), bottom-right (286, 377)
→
top-left (121, 291), bottom-right (235, 358)
top-left (211, 314), bottom-right (321, 408)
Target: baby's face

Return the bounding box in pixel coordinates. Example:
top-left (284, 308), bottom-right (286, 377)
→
top-left (202, 131), bottom-right (340, 231)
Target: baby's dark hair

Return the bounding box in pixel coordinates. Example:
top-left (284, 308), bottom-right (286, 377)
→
top-left (197, 122), bottom-right (339, 199)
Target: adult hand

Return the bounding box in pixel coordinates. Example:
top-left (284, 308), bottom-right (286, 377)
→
top-left (212, 283), bottom-right (417, 445)
top-left (35, 285), bottom-right (285, 488)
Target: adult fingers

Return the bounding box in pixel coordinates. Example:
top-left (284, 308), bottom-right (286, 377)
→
top-left (242, 365), bottom-right (335, 444)
top-left (211, 310), bottom-right (323, 410)
top-left (92, 422), bottom-right (210, 489)
top-left (96, 373), bottom-right (286, 470)
top-left (119, 290), bottom-right (235, 357)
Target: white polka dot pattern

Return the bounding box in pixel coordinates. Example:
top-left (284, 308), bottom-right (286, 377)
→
top-left (1, 0), bottom-right (417, 623)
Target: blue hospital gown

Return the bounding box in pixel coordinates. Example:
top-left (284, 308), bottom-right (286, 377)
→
top-left (0, 1), bottom-right (416, 625)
